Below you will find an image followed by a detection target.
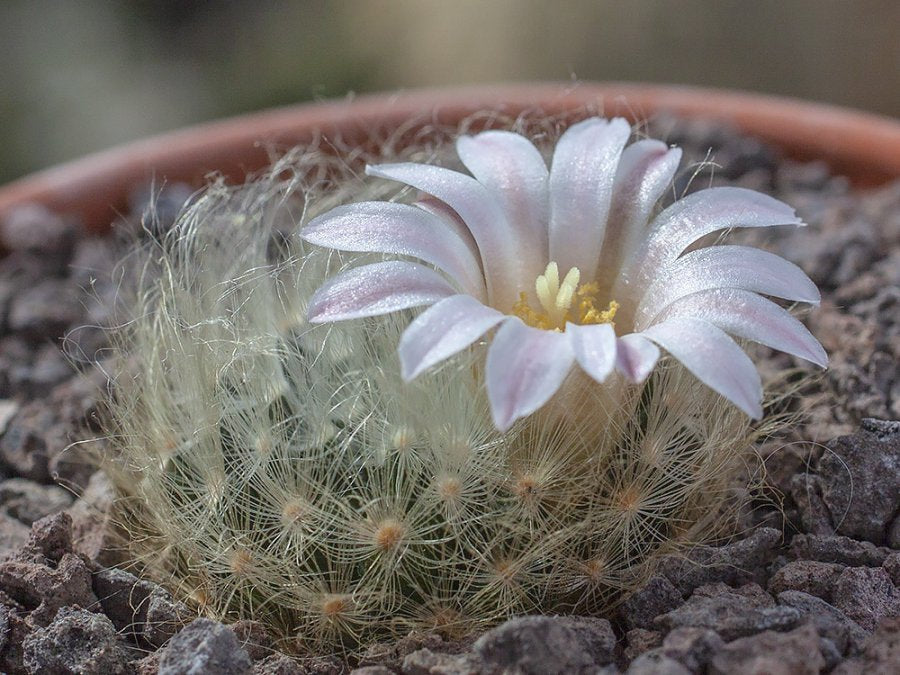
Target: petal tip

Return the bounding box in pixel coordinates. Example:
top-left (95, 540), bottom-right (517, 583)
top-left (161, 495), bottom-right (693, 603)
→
top-left (397, 340), bottom-right (429, 382)
top-left (398, 359), bottom-right (418, 382)
top-left (491, 408), bottom-right (516, 433)
top-left (812, 348), bottom-right (829, 369)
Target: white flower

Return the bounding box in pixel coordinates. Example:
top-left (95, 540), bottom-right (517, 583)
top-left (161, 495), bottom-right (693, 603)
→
top-left (300, 118), bottom-right (826, 431)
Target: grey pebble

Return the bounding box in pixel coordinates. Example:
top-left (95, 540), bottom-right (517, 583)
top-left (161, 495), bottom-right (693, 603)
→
top-left (788, 533), bottom-right (894, 567)
top-left (621, 575), bottom-right (683, 631)
top-left (654, 583), bottom-right (801, 642)
top-left (474, 615), bottom-right (616, 674)
top-left (158, 617), bottom-right (253, 675)
top-left (22, 606), bottom-right (131, 675)
top-left (767, 559), bottom-right (845, 602)
top-left (818, 420), bottom-right (900, 546)
top-left (708, 624), bottom-right (825, 675)
top-left (776, 590), bottom-right (869, 655)
top-left (0, 477), bottom-right (73, 526)
top-left (832, 566), bottom-right (900, 632)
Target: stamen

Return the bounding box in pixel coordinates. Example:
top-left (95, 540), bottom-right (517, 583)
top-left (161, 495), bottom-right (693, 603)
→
top-left (555, 267), bottom-right (581, 313)
top-left (544, 261), bottom-right (560, 296)
top-left (535, 275), bottom-right (553, 312)
top-left (512, 262), bottom-right (618, 331)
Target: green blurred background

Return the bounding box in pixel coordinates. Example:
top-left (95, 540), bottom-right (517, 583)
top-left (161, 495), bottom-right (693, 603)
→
top-left (1, 0), bottom-right (898, 184)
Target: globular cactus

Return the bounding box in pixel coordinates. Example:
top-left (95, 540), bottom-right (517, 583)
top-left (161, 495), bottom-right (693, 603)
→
top-left (100, 121), bottom-right (806, 655)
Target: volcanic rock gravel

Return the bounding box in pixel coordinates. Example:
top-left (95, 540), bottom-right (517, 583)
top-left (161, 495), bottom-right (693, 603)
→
top-left (0, 118), bottom-right (897, 673)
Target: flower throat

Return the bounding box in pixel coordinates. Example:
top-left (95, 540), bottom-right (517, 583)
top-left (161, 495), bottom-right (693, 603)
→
top-left (512, 261), bottom-right (618, 331)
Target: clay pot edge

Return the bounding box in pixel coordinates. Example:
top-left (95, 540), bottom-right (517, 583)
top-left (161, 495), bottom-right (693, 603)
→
top-left (0, 82), bottom-right (898, 231)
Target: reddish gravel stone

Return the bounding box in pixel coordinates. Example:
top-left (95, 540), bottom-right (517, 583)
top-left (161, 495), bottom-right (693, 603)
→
top-left (831, 617), bottom-right (900, 675)
top-left (776, 590), bottom-right (869, 655)
top-left (623, 628), bottom-right (663, 662)
top-left (474, 615), bottom-right (616, 673)
top-left (658, 627), bottom-right (725, 672)
top-left (621, 575), bottom-right (683, 630)
top-left (767, 559), bottom-right (845, 602)
top-left (22, 606), bottom-right (131, 675)
top-left (0, 204), bottom-right (76, 259)
top-left (22, 512), bottom-right (74, 564)
top-left (788, 533), bottom-right (893, 567)
top-left (818, 421), bottom-right (900, 546)
top-left (708, 624), bottom-right (825, 675)
top-left (654, 583), bottom-right (801, 642)
top-left (832, 566), bottom-right (900, 632)
top-left (655, 528), bottom-right (781, 596)
top-left (0, 553), bottom-right (98, 626)
top-left (157, 618), bottom-right (252, 675)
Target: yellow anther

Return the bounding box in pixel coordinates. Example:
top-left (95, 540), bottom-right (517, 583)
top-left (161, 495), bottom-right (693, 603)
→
top-left (554, 267), bottom-right (581, 313)
top-left (543, 261), bottom-right (560, 296)
top-left (512, 291), bottom-right (553, 330)
top-left (511, 262), bottom-right (618, 331)
top-left (535, 275), bottom-right (553, 312)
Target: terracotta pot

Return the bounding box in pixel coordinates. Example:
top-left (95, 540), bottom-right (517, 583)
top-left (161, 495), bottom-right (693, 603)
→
top-left (1, 82), bottom-right (898, 232)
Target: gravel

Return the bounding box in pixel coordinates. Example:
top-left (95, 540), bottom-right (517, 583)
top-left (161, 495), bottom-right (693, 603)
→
top-left (0, 117), bottom-right (897, 672)
top-left (818, 421), bottom-right (900, 544)
top-left (157, 618), bottom-right (253, 675)
top-left (22, 606), bottom-right (132, 675)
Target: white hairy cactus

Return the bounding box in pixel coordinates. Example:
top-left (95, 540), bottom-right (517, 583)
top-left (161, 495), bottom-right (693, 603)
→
top-left (99, 116), bottom-right (816, 654)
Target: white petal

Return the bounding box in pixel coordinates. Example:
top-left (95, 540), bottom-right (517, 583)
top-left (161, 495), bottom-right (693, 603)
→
top-left (549, 117), bottom-right (631, 281)
top-left (456, 130), bottom-right (549, 281)
top-left (640, 317), bottom-right (763, 418)
top-left (615, 333), bottom-right (661, 383)
top-left (653, 288), bottom-right (828, 367)
top-left (366, 162), bottom-right (522, 308)
top-left (596, 141), bottom-right (682, 292)
top-left (301, 202), bottom-right (485, 298)
top-left (635, 245), bottom-right (821, 330)
top-left (616, 187), bottom-right (803, 313)
top-left (567, 322), bottom-right (617, 384)
top-left (414, 196), bottom-right (480, 263)
top-left (307, 261), bottom-right (456, 323)
top-left (486, 318), bottom-right (574, 431)
top-left (398, 294), bottom-right (506, 380)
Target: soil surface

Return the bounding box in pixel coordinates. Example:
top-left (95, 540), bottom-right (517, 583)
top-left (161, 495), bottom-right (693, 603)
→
top-left (0, 117), bottom-right (897, 674)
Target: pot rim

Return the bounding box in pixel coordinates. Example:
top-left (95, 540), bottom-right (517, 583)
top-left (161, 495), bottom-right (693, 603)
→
top-left (1, 81), bottom-right (898, 231)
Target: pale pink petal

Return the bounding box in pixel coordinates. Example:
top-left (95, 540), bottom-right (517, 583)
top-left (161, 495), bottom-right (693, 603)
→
top-left (301, 201), bottom-right (485, 298)
top-left (566, 322), bottom-right (617, 384)
top-left (548, 117), bottom-right (631, 281)
top-left (486, 319), bottom-right (574, 431)
top-left (595, 141), bottom-right (682, 292)
top-left (414, 196), bottom-right (480, 264)
top-left (456, 130), bottom-right (549, 280)
top-left (615, 333), bottom-right (661, 383)
top-left (615, 187), bottom-right (803, 314)
top-left (366, 162), bottom-right (521, 308)
top-left (640, 317), bottom-right (763, 418)
top-left (307, 261), bottom-right (456, 323)
top-left (635, 245), bottom-right (821, 329)
top-left (652, 288), bottom-right (828, 367)
top-left (398, 294), bottom-right (506, 380)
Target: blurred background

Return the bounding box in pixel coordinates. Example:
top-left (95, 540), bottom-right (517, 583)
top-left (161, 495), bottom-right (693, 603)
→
top-left (1, 0), bottom-right (898, 184)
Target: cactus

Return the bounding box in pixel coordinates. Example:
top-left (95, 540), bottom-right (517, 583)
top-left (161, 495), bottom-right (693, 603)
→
top-left (99, 122), bottom-right (802, 655)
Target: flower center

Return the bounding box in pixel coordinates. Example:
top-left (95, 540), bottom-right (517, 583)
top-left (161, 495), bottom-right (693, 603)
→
top-left (512, 262), bottom-right (619, 331)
